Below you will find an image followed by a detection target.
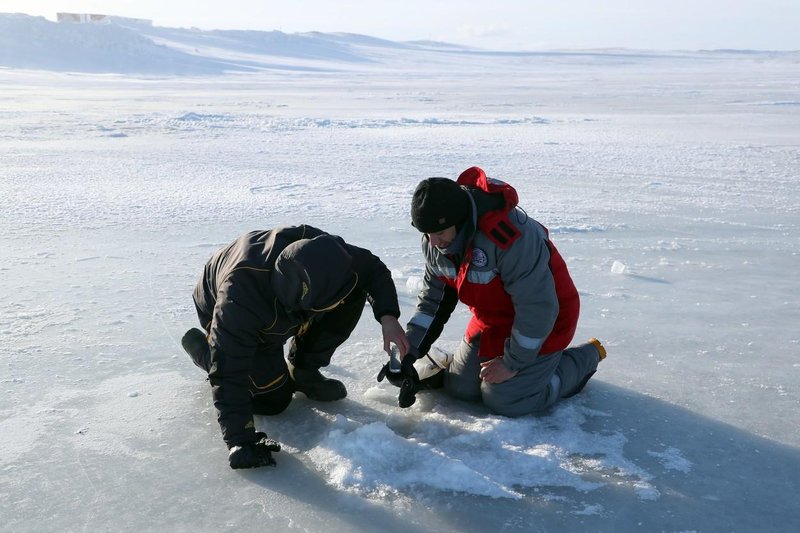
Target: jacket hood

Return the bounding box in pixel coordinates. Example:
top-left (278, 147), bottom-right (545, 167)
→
top-left (457, 166), bottom-right (518, 212)
top-left (271, 235), bottom-right (358, 312)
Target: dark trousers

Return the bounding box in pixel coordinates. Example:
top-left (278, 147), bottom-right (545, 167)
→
top-left (193, 289), bottom-right (367, 415)
top-left (288, 289), bottom-right (368, 369)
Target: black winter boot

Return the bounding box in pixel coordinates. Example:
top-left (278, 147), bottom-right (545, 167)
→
top-left (289, 364), bottom-right (347, 401)
top-left (182, 328), bottom-right (211, 373)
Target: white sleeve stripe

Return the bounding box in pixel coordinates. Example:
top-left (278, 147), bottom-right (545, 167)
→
top-left (432, 265), bottom-right (458, 279)
top-left (409, 313), bottom-right (435, 328)
top-left (511, 327), bottom-right (544, 350)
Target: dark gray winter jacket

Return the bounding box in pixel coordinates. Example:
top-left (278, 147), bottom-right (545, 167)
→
top-left (193, 225), bottom-right (400, 446)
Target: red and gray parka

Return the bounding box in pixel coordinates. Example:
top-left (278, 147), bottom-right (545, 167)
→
top-left (406, 167), bottom-right (580, 372)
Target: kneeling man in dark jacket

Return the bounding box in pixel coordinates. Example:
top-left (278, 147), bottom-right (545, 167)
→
top-left (182, 224), bottom-right (409, 469)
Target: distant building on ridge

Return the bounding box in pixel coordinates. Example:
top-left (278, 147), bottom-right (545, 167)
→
top-left (56, 13), bottom-right (153, 26)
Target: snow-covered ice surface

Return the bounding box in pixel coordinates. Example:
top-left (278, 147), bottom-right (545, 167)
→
top-left (1, 14), bottom-right (799, 532)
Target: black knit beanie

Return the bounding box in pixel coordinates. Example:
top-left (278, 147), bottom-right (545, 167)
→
top-left (411, 178), bottom-right (470, 233)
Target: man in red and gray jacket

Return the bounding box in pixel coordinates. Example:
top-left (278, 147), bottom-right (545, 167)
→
top-left (399, 167), bottom-right (606, 416)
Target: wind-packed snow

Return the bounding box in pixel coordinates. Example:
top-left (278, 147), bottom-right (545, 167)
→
top-left (1, 13), bottom-right (799, 532)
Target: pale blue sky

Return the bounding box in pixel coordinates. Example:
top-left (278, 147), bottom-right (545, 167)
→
top-left (2, 0), bottom-right (797, 50)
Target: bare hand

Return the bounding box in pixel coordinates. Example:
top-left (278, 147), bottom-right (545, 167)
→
top-left (380, 315), bottom-right (410, 357)
top-left (479, 357), bottom-right (518, 384)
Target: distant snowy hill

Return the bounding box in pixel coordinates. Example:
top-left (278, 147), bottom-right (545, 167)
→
top-left (0, 13), bottom-right (474, 75)
top-left (0, 13), bottom-right (218, 74)
top-left (3, 12), bottom-right (795, 76)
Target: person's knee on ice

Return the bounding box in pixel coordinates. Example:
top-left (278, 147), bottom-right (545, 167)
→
top-left (444, 371), bottom-right (483, 401)
top-left (248, 353), bottom-right (295, 414)
top-left (251, 384), bottom-right (294, 415)
top-left (442, 335), bottom-right (482, 401)
top-left (481, 372), bottom-right (561, 417)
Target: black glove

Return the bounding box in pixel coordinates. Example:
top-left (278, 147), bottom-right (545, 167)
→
top-left (228, 432), bottom-right (281, 470)
top-left (397, 354), bottom-right (421, 408)
top-left (377, 347), bottom-right (419, 388)
top-left (377, 361), bottom-right (405, 387)
top-left (377, 348), bottom-right (423, 408)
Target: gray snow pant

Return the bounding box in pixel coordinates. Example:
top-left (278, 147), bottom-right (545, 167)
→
top-left (444, 334), bottom-right (601, 417)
